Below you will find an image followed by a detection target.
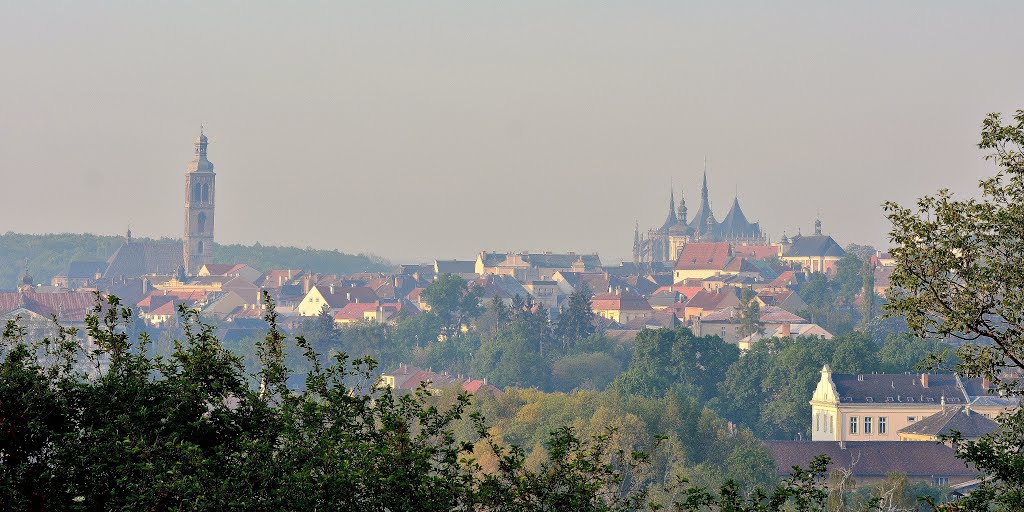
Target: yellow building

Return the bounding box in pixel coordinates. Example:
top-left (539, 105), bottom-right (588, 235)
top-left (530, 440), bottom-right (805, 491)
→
top-left (810, 365), bottom-right (1014, 442)
top-left (591, 289), bottom-right (652, 324)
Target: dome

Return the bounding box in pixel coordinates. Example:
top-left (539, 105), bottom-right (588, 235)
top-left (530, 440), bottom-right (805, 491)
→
top-left (195, 132), bottom-right (208, 144)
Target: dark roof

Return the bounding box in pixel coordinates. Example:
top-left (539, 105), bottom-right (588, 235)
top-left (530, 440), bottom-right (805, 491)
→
top-left (765, 441), bottom-right (978, 478)
top-left (718, 198), bottom-right (762, 239)
top-left (831, 373), bottom-right (967, 405)
top-left (784, 235), bottom-right (846, 259)
top-left (317, 285), bottom-right (379, 308)
top-left (66, 261), bottom-right (107, 279)
top-left (103, 240), bottom-right (184, 279)
top-left (897, 406), bottom-right (999, 439)
top-left (434, 260), bottom-right (477, 274)
top-left (523, 253), bottom-right (602, 269)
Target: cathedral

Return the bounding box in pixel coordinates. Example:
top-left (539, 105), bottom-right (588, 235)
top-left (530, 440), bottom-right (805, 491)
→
top-left (634, 172), bottom-right (765, 264)
top-left (102, 129), bottom-right (216, 279)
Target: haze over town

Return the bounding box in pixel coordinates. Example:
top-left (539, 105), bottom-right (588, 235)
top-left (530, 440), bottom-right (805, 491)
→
top-left (3, 1), bottom-right (1023, 262)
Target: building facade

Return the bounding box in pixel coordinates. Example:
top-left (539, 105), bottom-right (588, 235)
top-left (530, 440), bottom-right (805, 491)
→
top-left (183, 130), bottom-right (216, 275)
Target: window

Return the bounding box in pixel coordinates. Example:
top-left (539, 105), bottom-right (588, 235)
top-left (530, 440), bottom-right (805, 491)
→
top-left (864, 417), bottom-right (873, 435)
top-left (816, 414), bottom-right (820, 431)
top-left (201, 183), bottom-right (210, 203)
top-left (197, 212), bottom-right (207, 233)
top-left (197, 240), bottom-right (204, 254)
top-left (879, 417), bottom-right (887, 435)
top-left (849, 416), bottom-right (858, 434)
top-left (829, 416), bottom-right (833, 434)
top-left (192, 183), bottom-right (202, 202)
top-left (907, 416), bottom-right (917, 423)
top-left (933, 477), bottom-right (948, 486)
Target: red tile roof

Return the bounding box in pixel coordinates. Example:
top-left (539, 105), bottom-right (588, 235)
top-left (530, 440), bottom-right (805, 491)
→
top-left (674, 242), bottom-right (733, 271)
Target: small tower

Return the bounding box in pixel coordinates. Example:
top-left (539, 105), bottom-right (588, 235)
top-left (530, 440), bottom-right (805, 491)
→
top-left (183, 128), bottom-right (216, 275)
top-left (677, 190), bottom-right (688, 225)
top-left (814, 217), bottom-right (822, 236)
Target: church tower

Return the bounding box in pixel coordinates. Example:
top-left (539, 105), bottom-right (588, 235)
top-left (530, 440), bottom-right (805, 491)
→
top-left (183, 129), bottom-right (215, 275)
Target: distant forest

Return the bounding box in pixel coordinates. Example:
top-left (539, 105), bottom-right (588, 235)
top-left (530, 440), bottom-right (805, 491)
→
top-left (0, 232), bottom-right (391, 288)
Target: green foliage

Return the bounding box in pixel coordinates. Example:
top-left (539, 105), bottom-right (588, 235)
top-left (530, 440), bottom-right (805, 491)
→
top-left (612, 327), bottom-right (739, 401)
top-left (422, 274), bottom-right (484, 338)
top-left (472, 321), bottom-right (550, 389)
top-left (738, 287), bottom-right (764, 339)
top-left (555, 283), bottom-right (596, 350)
top-left (885, 110), bottom-right (1024, 511)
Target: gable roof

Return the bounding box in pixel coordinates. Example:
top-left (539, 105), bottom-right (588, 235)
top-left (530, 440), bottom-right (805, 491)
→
top-left (897, 406), bottom-right (999, 439)
top-left (674, 242), bottom-right (733, 271)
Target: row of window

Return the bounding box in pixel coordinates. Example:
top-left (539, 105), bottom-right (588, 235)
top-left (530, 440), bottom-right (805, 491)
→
top-left (848, 416), bottom-right (901, 435)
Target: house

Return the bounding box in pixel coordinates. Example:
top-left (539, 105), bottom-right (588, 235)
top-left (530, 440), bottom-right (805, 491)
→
top-left (765, 441), bottom-right (979, 487)
top-left (809, 365), bottom-right (1016, 442)
top-left (681, 287), bottom-right (742, 321)
top-left (778, 221), bottom-right (846, 274)
top-left (738, 322), bottom-right (833, 350)
top-left (673, 242), bottom-right (734, 281)
top-left (296, 284), bottom-right (378, 316)
top-left (333, 302), bottom-right (382, 325)
top-left (897, 406), bottom-right (999, 442)
top-left (380, 364), bottom-right (498, 395)
top-left (522, 280), bottom-right (561, 311)
top-left (591, 289), bottom-right (653, 324)
top-left (693, 305), bottom-right (807, 345)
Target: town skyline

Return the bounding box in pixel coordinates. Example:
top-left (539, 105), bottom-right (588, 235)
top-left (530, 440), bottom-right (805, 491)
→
top-left (3, 2), bottom-right (1022, 262)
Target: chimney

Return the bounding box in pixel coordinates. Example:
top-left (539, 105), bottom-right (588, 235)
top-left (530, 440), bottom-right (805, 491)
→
top-left (921, 373), bottom-right (929, 388)
top-left (329, 284), bottom-right (335, 295)
top-left (780, 323), bottom-right (791, 337)
top-left (982, 375), bottom-right (991, 391)
top-left (857, 374), bottom-right (864, 382)
top-left (346, 292), bottom-right (351, 301)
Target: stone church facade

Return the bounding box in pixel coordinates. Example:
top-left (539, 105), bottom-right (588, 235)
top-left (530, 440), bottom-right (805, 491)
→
top-left (635, 172), bottom-right (766, 264)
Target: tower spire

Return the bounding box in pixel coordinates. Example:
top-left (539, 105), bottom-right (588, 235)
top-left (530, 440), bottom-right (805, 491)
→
top-left (633, 221), bottom-right (641, 263)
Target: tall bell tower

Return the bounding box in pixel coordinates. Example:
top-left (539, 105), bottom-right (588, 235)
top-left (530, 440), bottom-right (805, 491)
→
top-left (183, 128), bottom-right (215, 275)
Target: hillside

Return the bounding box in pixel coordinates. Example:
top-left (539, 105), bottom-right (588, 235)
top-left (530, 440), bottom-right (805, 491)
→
top-left (0, 232), bottom-right (391, 288)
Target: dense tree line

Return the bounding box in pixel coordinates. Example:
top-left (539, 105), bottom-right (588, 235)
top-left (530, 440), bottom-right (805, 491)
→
top-left (0, 232), bottom-right (389, 287)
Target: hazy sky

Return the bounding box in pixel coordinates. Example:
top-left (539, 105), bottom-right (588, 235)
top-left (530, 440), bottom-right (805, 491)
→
top-left (2, 1), bottom-right (1022, 264)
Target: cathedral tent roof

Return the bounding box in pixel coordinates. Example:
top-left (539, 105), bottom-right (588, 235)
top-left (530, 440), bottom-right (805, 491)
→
top-left (718, 198), bottom-right (762, 239)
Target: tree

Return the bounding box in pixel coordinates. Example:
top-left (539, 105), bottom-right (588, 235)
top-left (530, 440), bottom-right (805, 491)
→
top-left (422, 273), bottom-right (483, 338)
top-left (885, 110), bottom-right (1024, 510)
top-left (738, 287), bottom-right (764, 339)
top-left (555, 284), bottom-right (596, 350)
top-left (860, 258), bottom-right (876, 329)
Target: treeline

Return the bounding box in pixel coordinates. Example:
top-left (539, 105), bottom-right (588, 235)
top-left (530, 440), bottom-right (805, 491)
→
top-left (0, 232), bottom-right (390, 287)
top-left (0, 295), bottom-right (944, 511)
